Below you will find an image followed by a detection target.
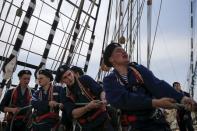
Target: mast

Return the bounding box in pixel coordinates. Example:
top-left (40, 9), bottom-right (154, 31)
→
top-left (97, 0), bottom-right (112, 81)
top-left (147, 0), bottom-right (152, 69)
top-left (189, 0), bottom-right (196, 97)
top-left (0, 0), bottom-right (36, 97)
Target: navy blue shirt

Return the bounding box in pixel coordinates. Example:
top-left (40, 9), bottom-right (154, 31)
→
top-left (0, 86), bottom-right (32, 115)
top-left (103, 64), bottom-right (183, 114)
top-left (63, 75), bottom-right (103, 119)
top-left (31, 85), bottom-right (65, 116)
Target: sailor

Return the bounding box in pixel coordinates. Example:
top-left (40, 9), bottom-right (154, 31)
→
top-left (55, 65), bottom-right (114, 131)
top-left (103, 42), bottom-right (196, 131)
top-left (0, 70), bottom-right (32, 131)
top-left (31, 69), bottom-right (65, 131)
top-left (59, 66), bottom-right (84, 131)
top-left (173, 82), bottom-right (194, 131)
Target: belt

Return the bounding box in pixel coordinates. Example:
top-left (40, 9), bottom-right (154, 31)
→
top-left (121, 110), bottom-right (164, 126)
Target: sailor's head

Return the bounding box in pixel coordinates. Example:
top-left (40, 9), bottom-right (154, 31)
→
top-left (70, 66), bottom-right (84, 78)
top-left (38, 69), bottom-right (53, 86)
top-left (55, 65), bottom-right (75, 86)
top-left (103, 42), bottom-right (129, 67)
top-left (18, 70), bottom-right (32, 87)
top-left (173, 81), bottom-right (181, 91)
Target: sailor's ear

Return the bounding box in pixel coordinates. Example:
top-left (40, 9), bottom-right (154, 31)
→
top-left (109, 56), bottom-right (113, 64)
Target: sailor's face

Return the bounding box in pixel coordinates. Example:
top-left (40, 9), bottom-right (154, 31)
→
top-left (110, 47), bottom-right (129, 65)
top-left (61, 70), bottom-right (75, 86)
top-left (38, 74), bottom-right (50, 87)
top-left (174, 83), bottom-right (181, 91)
top-left (19, 74), bottom-right (31, 87)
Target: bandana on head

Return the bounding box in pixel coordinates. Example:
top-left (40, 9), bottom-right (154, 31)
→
top-left (18, 70), bottom-right (32, 77)
top-left (55, 65), bottom-right (69, 83)
top-left (39, 69), bottom-right (53, 81)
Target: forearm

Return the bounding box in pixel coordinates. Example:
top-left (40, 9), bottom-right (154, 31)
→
top-left (4, 107), bottom-right (14, 113)
top-left (72, 105), bottom-right (90, 119)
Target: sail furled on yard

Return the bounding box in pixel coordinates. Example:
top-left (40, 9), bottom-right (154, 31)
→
top-left (0, 0), bottom-right (36, 96)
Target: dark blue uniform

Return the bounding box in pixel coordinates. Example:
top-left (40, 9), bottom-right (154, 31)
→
top-left (31, 85), bottom-right (65, 131)
top-left (103, 63), bottom-right (184, 131)
top-left (63, 75), bottom-right (114, 131)
top-left (176, 91), bottom-right (194, 131)
top-left (0, 86), bottom-right (32, 131)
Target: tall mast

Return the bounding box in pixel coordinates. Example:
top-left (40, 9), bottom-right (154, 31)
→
top-left (189, 0), bottom-right (196, 97)
top-left (147, 0), bottom-right (152, 69)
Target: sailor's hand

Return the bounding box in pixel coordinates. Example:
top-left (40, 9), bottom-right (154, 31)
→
top-left (11, 107), bottom-right (20, 114)
top-left (58, 103), bottom-right (64, 109)
top-left (100, 100), bottom-right (107, 111)
top-left (181, 96), bottom-right (196, 111)
top-left (49, 100), bottom-right (59, 107)
top-left (85, 100), bottom-right (103, 111)
top-left (152, 98), bottom-right (176, 109)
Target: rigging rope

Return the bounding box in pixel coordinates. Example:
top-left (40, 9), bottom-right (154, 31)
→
top-left (70, 1), bottom-right (95, 65)
top-left (0, 0), bottom-right (14, 37)
top-left (0, 1), bottom-right (24, 70)
top-left (50, 0), bottom-right (80, 70)
top-left (149, 0), bottom-right (163, 61)
top-left (0, 0), bottom-right (36, 97)
top-left (24, 0), bottom-right (45, 68)
top-left (34, 0), bottom-right (63, 87)
top-left (59, 0), bottom-right (85, 66)
top-left (97, 0), bottom-right (112, 81)
top-left (63, 0), bottom-right (85, 67)
top-left (0, 0), bottom-right (6, 18)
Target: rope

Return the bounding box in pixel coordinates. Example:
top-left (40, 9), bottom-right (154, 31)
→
top-left (0, 0), bottom-right (6, 18)
top-left (10, 105), bottom-right (32, 131)
top-left (0, 0), bottom-right (36, 91)
top-left (70, 0), bottom-right (97, 66)
top-left (0, 0), bottom-right (14, 37)
top-left (64, 0), bottom-right (85, 66)
top-left (50, 0), bottom-right (80, 70)
top-left (24, 0), bottom-right (45, 68)
top-left (59, 0), bottom-right (85, 66)
top-left (149, 0), bottom-right (163, 61)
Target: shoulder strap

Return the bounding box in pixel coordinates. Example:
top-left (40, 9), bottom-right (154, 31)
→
top-left (129, 66), bottom-right (144, 85)
top-left (76, 78), bottom-right (96, 101)
top-left (10, 88), bottom-right (17, 106)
